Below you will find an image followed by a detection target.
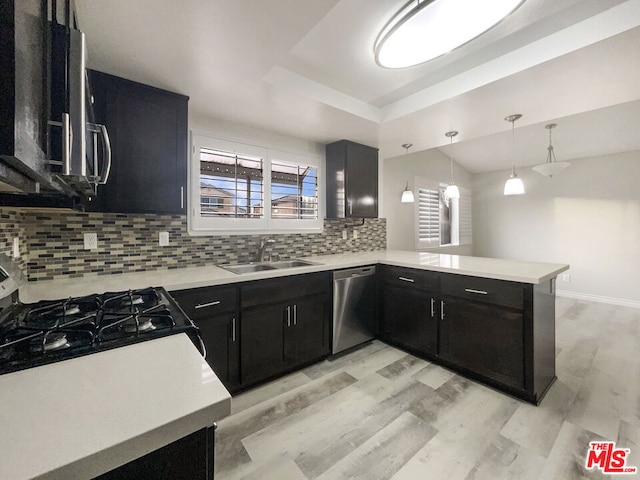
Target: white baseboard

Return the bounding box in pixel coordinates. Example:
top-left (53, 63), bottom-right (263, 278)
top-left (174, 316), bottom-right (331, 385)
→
top-left (556, 290), bottom-right (640, 309)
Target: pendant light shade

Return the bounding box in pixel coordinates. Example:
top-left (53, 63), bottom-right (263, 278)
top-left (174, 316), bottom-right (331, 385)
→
top-left (444, 130), bottom-right (460, 199)
top-left (504, 114), bottom-right (525, 196)
top-left (374, 0), bottom-right (525, 68)
top-left (401, 181), bottom-right (415, 203)
top-left (532, 123), bottom-right (570, 177)
top-left (444, 184), bottom-right (460, 199)
top-left (504, 173), bottom-right (525, 195)
top-left (400, 143), bottom-right (415, 203)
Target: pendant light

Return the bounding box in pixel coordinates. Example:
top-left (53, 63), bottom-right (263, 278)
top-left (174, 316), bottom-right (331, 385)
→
top-left (532, 123), bottom-right (570, 177)
top-left (400, 143), bottom-right (415, 203)
top-left (444, 131), bottom-right (460, 199)
top-left (504, 114), bottom-right (525, 195)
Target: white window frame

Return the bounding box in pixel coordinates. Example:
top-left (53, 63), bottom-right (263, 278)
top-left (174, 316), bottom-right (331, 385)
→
top-left (188, 133), bottom-right (324, 235)
top-left (414, 176), bottom-right (472, 250)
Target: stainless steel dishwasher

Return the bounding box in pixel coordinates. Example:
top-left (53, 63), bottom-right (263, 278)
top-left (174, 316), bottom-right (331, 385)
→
top-left (332, 266), bottom-right (376, 354)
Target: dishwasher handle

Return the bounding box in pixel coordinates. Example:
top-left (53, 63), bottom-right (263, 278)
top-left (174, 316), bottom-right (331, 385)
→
top-left (333, 266), bottom-right (376, 280)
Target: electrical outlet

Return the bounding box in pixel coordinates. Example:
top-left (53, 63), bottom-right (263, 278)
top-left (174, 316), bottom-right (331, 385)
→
top-left (342, 230), bottom-right (347, 240)
top-left (84, 232), bottom-right (98, 250)
top-left (353, 230), bottom-right (358, 240)
top-left (562, 273), bottom-right (571, 282)
top-left (159, 231), bottom-right (170, 246)
top-left (12, 237), bottom-right (20, 258)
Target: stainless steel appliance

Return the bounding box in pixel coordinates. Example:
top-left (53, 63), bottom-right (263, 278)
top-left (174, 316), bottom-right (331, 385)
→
top-left (332, 266), bottom-right (376, 354)
top-left (49, 7), bottom-right (111, 195)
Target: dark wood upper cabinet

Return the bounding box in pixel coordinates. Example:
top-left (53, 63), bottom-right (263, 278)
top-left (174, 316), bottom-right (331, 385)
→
top-left (0, 0), bottom-right (53, 192)
top-left (326, 140), bottom-right (378, 218)
top-left (86, 70), bottom-right (188, 214)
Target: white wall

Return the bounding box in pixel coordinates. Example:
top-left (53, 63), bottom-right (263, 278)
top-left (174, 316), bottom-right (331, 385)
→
top-left (189, 111), bottom-right (324, 157)
top-left (382, 149), bottom-right (473, 254)
top-left (472, 150), bottom-right (640, 306)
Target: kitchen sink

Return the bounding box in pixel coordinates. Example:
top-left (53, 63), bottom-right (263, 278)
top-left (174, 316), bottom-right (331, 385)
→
top-left (219, 259), bottom-right (319, 275)
top-left (269, 259), bottom-right (317, 269)
top-left (220, 263), bottom-right (277, 274)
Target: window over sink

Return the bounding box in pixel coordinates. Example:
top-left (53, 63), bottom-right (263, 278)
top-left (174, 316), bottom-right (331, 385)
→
top-left (189, 134), bottom-right (323, 234)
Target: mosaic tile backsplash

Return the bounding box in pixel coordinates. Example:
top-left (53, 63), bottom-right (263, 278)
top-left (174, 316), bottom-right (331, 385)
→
top-left (0, 209), bottom-right (386, 282)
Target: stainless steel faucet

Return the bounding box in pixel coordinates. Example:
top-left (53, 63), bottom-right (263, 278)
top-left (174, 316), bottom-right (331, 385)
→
top-left (256, 237), bottom-right (276, 262)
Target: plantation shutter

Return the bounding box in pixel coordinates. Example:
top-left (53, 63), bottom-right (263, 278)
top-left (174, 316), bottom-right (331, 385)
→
top-left (459, 186), bottom-right (472, 245)
top-left (415, 177), bottom-right (441, 248)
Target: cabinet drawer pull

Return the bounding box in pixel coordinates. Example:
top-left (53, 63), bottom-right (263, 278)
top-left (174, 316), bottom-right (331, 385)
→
top-left (194, 300), bottom-right (221, 309)
top-left (464, 288), bottom-right (488, 295)
top-left (430, 298), bottom-right (435, 318)
top-left (231, 317), bottom-right (236, 342)
top-left (398, 276), bottom-right (415, 283)
top-left (286, 305), bottom-right (291, 327)
top-left (440, 300), bottom-right (445, 320)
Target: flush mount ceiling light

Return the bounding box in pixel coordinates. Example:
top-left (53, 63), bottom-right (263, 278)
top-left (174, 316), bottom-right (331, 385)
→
top-left (400, 143), bottom-right (415, 203)
top-left (444, 130), bottom-right (460, 200)
top-left (374, 0), bottom-right (526, 68)
top-left (532, 123), bottom-right (570, 177)
top-left (504, 113), bottom-right (525, 196)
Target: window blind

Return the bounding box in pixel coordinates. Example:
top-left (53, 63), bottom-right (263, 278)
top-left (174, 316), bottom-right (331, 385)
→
top-left (271, 160), bottom-right (318, 220)
top-left (459, 187), bottom-right (473, 245)
top-left (199, 148), bottom-right (264, 218)
top-left (418, 187), bottom-right (440, 245)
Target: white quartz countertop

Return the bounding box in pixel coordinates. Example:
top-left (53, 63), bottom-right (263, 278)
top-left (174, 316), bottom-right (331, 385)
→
top-left (20, 250), bottom-right (569, 302)
top-left (0, 334), bottom-right (231, 480)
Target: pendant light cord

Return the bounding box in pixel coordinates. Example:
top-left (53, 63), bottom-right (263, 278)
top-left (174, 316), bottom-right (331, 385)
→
top-left (511, 118), bottom-right (516, 175)
top-left (444, 130), bottom-right (458, 184)
top-left (450, 135), bottom-right (454, 183)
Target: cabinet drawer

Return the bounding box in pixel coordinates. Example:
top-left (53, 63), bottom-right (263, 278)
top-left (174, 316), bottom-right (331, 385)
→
top-left (383, 266), bottom-right (439, 291)
top-left (170, 286), bottom-right (238, 319)
top-left (241, 272), bottom-right (330, 308)
top-left (441, 274), bottom-right (523, 310)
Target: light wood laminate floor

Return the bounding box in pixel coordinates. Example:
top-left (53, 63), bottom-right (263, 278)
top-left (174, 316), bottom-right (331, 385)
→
top-left (215, 298), bottom-right (640, 479)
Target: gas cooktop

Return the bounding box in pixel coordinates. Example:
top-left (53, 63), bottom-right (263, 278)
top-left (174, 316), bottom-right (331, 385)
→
top-left (0, 287), bottom-right (203, 375)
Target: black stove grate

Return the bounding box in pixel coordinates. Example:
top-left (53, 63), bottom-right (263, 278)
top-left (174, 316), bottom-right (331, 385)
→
top-left (0, 287), bottom-right (200, 375)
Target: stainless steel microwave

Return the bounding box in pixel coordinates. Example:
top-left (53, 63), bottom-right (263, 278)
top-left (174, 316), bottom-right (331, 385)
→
top-left (49, 22), bottom-right (111, 195)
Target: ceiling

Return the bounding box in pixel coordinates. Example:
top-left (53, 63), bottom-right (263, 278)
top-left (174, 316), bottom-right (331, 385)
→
top-left (75, 0), bottom-right (640, 172)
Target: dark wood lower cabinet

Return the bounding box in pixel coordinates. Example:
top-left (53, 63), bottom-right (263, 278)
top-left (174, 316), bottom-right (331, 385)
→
top-left (439, 297), bottom-right (524, 390)
top-left (381, 266), bottom-right (556, 405)
top-left (169, 286), bottom-right (240, 392)
top-left (383, 285), bottom-right (437, 355)
top-left (94, 426), bottom-right (214, 480)
top-left (241, 293), bottom-right (330, 386)
top-left (240, 302), bottom-right (288, 385)
top-left (199, 314), bottom-right (239, 389)
top-left (283, 294), bottom-right (330, 366)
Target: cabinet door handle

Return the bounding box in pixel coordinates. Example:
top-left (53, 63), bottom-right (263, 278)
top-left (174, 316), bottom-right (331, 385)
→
top-left (231, 317), bottom-right (236, 342)
top-left (440, 300), bottom-right (445, 320)
top-left (194, 300), bottom-right (221, 309)
top-left (180, 186), bottom-right (185, 209)
top-left (398, 276), bottom-right (414, 283)
top-left (464, 288), bottom-right (488, 295)
top-left (430, 298), bottom-right (435, 318)
top-left (293, 304), bottom-right (297, 326)
top-left (286, 305), bottom-right (291, 327)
